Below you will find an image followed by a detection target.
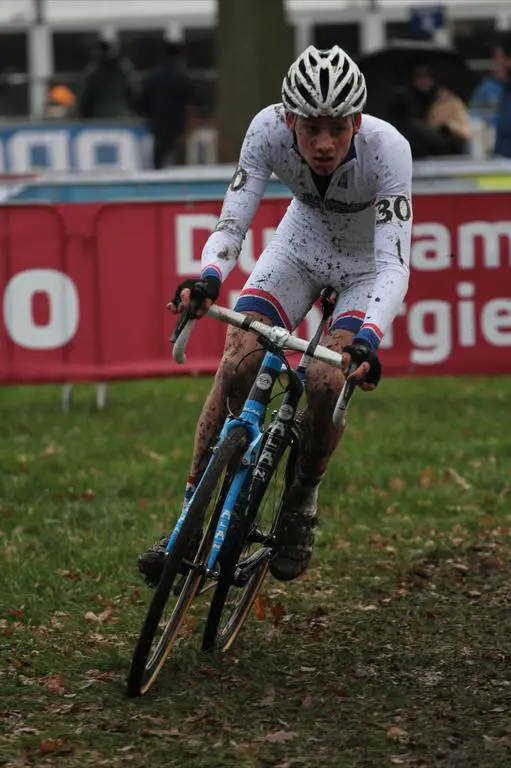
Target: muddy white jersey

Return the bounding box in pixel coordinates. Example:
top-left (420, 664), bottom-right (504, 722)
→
top-left (201, 103), bottom-right (413, 348)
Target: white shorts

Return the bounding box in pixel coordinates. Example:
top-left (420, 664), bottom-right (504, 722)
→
top-left (234, 203), bottom-right (376, 335)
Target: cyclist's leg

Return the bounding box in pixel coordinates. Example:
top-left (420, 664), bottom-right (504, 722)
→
top-left (270, 275), bottom-right (374, 581)
top-left (298, 273), bottom-right (376, 479)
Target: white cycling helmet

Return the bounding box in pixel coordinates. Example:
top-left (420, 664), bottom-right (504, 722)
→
top-left (282, 45), bottom-right (367, 118)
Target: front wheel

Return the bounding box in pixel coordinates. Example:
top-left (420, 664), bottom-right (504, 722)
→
top-left (127, 426), bottom-right (248, 696)
top-left (202, 426), bottom-right (300, 653)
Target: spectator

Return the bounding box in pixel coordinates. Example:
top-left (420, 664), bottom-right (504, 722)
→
top-left (495, 33), bottom-right (511, 158)
top-left (138, 41), bottom-right (196, 169)
top-left (470, 43), bottom-right (505, 127)
top-left (387, 86), bottom-right (452, 158)
top-left (76, 40), bottom-right (139, 119)
top-left (408, 63), bottom-right (471, 155)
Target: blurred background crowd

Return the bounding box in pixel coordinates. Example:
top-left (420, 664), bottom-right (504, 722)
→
top-left (1, 0), bottom-right (511, 167)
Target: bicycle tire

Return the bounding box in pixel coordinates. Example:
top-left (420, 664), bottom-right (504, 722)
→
top-left (127, 426), bottom-right (248, 696)
top-left (202, 419), bottom-right (301, 653)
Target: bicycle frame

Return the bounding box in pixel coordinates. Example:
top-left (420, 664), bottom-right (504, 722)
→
top-left (165, 344), bottom-right (306, 573)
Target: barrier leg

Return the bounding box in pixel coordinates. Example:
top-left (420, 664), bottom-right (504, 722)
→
top-left (61, 383), bottom-right (73, 412)
top-left (96, 383), bottom-right (107, 410)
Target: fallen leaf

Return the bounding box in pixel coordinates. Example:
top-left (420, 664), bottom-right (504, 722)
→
top-left (84, 607), bottom-right (114, 623)
top-left (16, 726), bottom-right (40, 735)
top-left (389, 477), bottom-right (405, 491)
top-left (81, 489), bottom-right (95, 500)
top-left (140, 727), bottom-right (180, 738)
top-left (301, 694), bottom-right (314, 710)
top-left (181, 615), bottom-right (199, 634)
top-left (253, 596), bottom-right (267, 621)
top-left (270, 603), bottom-right (286, 627)
top-left (39, 444), bottom-right (60, 458)
top-left (264, 730), bottom-right (298, 743)
top-left (257, 687), bottom-right (275, 707)
top-left (386, 726), bottom-right (408, 743)
top-left (451, 562), bottom-right (470, 574)
top-left (419, 468), bottom-right (435, 487)
top-left (8, 608), bottom-right (25, 619)
top-left (60, 570), bottom-right (80, 581)
top-left (39, 739), bottom-right (73, 754)
top-left (44, 675), bottom-right (66, 694)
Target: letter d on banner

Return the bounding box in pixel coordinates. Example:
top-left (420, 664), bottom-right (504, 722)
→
top-left (3, 269), bottom-right (79, 350)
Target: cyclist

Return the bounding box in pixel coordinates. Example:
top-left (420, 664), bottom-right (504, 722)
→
top-left (139, 45), bottom-right (413, 585)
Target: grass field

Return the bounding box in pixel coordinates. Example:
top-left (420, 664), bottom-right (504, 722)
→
top-left (1, 375), bottom-right (510, 768)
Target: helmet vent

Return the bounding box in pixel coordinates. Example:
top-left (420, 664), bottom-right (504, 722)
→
top-left (319, 68), bottom-right (330, 101)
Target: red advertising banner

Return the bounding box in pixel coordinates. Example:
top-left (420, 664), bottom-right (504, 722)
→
top-left (1, 192), bottom-right (510, 384)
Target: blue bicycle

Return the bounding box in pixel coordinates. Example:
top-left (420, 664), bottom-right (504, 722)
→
top-left (127, 287), bottom-right (356, 696)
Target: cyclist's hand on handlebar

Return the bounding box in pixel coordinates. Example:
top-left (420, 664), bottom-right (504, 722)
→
top-left (342, 340), bottom-right (382, 392)
top-left (167, 276), bottom-right (221, 319)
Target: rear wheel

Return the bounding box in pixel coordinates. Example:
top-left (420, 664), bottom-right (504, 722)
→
top-left (127, 426), bottom-right (248, 696)
top-left (202, 420), bottom-right (300, 653)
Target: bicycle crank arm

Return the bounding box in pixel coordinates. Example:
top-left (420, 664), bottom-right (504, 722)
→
top-left (233, 547), bottom-right (272, 586)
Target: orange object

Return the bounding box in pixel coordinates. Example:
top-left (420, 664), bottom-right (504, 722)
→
top-left (49, 84), bottom-right (76, 107)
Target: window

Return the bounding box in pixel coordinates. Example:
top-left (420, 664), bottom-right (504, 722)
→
top-left (184, 28), bottom-right (215, 71)
top-left (0, 32), bottom-right (28, 73)
top-left (386, 21), bottom-right (431, 44)
top-left (119, 30), bottom-right (166, 72)
top-left (0, 33), bottom-right (28, 116)
top-left (313, 24), bottom-right (360, 59)
top-left (53, 31), bottom-right (99, 75)
top-left (452, 18), bottom-right (496, 63)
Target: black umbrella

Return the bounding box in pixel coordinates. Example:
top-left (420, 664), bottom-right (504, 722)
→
top-left (358, 40), bottom-right (478, 119)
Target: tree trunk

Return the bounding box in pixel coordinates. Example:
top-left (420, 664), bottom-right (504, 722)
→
top-left (216, 0), bottom-right (293, 162)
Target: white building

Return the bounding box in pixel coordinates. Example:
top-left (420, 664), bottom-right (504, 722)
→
top-left (0, 0), bottom-right (510, 117)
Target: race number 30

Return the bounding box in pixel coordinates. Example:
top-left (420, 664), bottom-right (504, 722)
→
top-left (375, 196), bottom-right (412, 224)
top-left (3, 269), bottom-right (79, 350)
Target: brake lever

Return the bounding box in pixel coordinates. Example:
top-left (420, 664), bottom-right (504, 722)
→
top-left (332, 362), bottom-right (358, 429)
top-left (170, 310), bottom-right (190, 344)
top-left (170, 291), bottom-right (204, 345)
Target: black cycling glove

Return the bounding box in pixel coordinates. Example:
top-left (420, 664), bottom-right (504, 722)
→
top-left (172, 276), bottom-right (221, 317)
top-left (343, 340), bottom-right (382, 386)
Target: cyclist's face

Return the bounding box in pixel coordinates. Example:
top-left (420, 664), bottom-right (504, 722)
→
top-left (287, 113), bottom-right (361, 175)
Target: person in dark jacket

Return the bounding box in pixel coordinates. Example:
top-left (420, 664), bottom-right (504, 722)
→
top-left (407, 64), bottom-right (470, 155)
top-left (387, 86), bottom-right (453, 158)
top-left (76, 40), bottom-right (139, 119)
top-left (138, 42), bottom-right (196, 169)
top-left (495, 32), bottom-right (511, 158)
